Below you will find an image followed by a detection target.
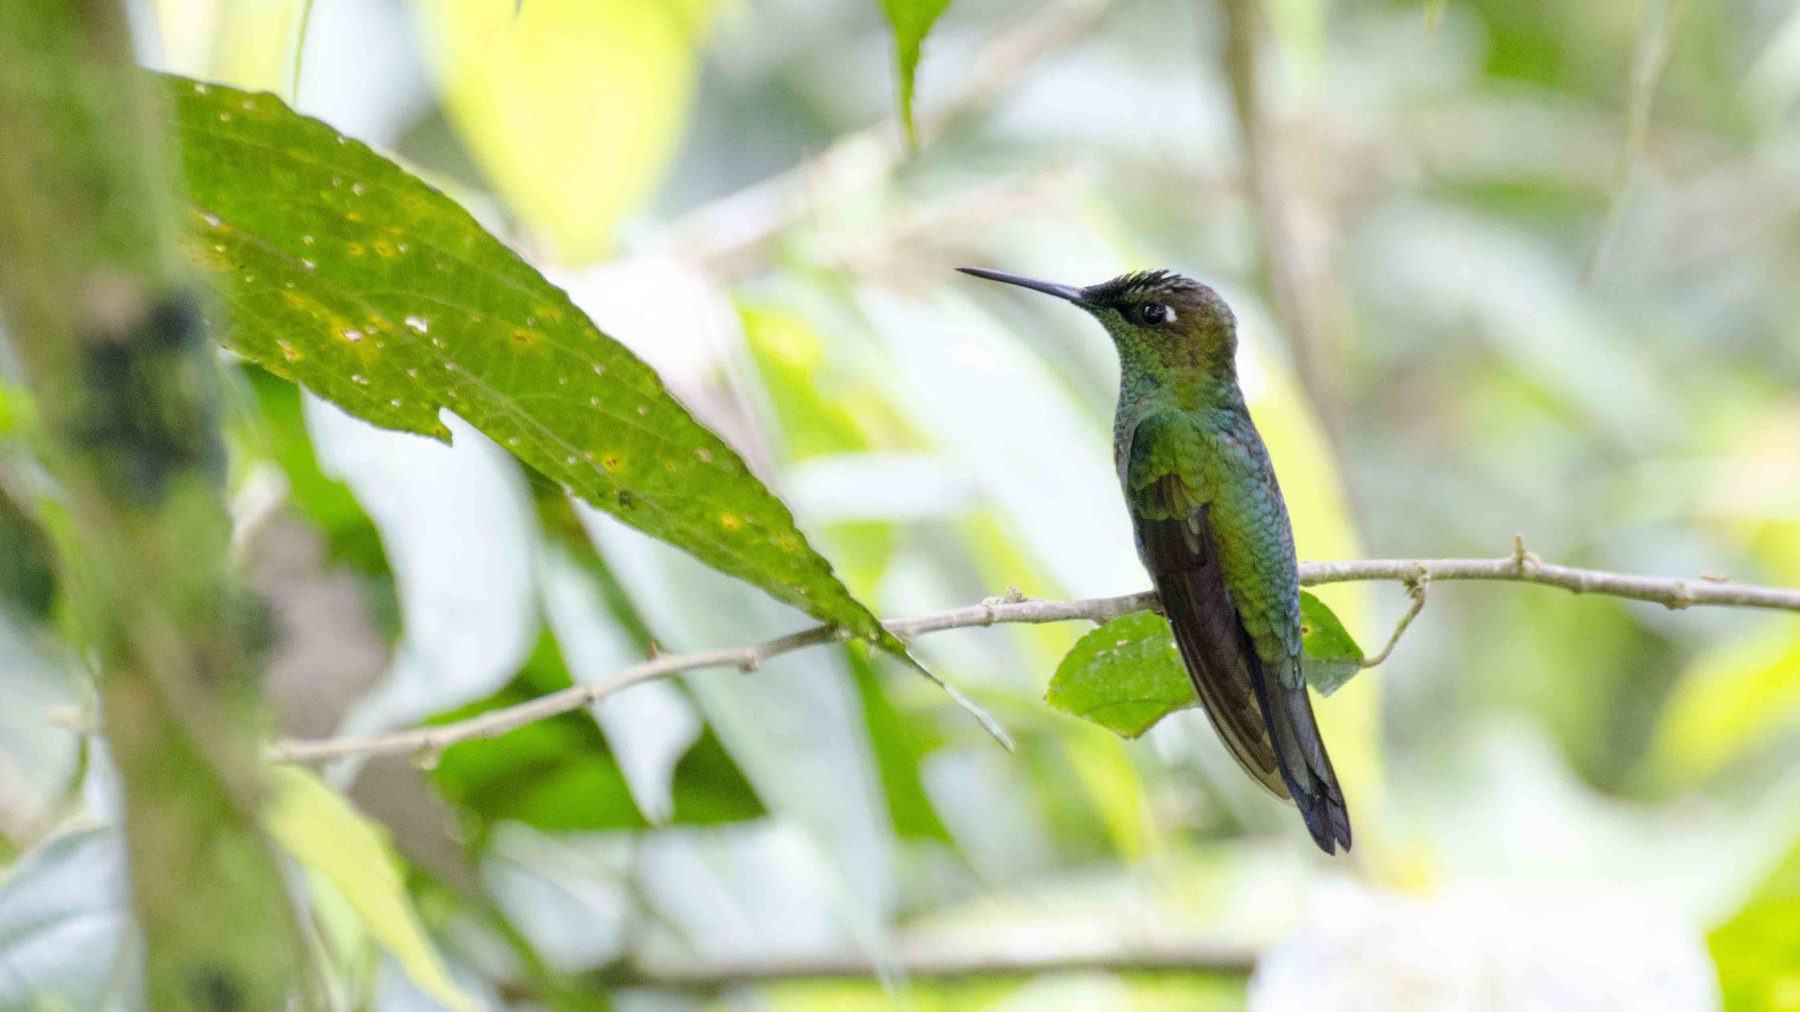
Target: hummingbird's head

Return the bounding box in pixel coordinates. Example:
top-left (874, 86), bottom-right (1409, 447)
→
top-left (957, 267), bottom-right (1236, 376)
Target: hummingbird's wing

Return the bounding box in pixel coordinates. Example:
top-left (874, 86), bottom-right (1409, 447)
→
top-left (1124, 413), bottom-right (1351, 853)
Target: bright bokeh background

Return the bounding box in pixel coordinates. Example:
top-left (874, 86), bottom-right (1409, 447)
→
top-left (1, 0), bottom-right (1797, 1007)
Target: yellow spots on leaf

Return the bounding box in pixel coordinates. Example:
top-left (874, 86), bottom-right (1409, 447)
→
top-left (720, 513), bottom-right (742, 532)
top-left (776, 534), bottom-right (798, 552)
top-left (278, 340), bottom-right (301, 362)
top-left (601, 454), bottom-right (622, 472)
top-left (695, 447), bottom-right (713, 464)
top-left (345, 211), bottom-right (364, 223)
top-left (534, 304), bottom-right (564, 324)
top-left (512, 330), bottom-right (540, 346)
top-left (372, 239), bottom-right (398, 258)
top-left (346, 242), bottom-right (365, 256)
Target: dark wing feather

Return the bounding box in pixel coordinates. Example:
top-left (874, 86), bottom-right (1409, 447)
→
top-left (1126, 417), bottom-right (1351, 853)
top-left (1135, 498), bottom-right (1288, 799)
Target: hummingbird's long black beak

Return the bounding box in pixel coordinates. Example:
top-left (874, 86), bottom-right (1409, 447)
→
top-left (957, 267), bottom-right (1091, 308)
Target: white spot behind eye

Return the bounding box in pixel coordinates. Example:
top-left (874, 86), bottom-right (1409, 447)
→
top-left (1165, 307), bottom-right (1178, 323)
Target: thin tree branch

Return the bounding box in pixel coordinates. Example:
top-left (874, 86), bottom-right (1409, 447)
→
top-left (270, 548), bottom-right (1800, 764)
top-left (1360, 574), bottom-right (1427, 669)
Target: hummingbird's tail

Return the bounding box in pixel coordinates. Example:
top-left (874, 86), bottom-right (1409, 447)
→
top-left (1251, 659), bottom-right (1352, 854)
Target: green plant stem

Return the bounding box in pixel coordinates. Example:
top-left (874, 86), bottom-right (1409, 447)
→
top-left (0, 2), bottom-right (310, 1007)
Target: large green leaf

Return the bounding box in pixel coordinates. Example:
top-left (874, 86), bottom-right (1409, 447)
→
top-left (1046, 593), bottom-right (1365, 738)
top-left (880, 0), bottom-right (954, 145)
top-left (165, 74), bottom-right (904, 660)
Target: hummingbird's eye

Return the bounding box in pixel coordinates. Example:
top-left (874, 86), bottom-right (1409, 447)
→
top-left (1136, 302), bottom-right (1172, 326)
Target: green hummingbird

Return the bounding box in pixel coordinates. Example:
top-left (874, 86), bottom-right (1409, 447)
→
top-left (960, 266), bottom-right (1351, 854)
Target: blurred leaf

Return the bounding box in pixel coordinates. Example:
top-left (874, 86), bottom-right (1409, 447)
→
top-left (583, 513), bottom-right (901, 932)
top-left (539, 546), bottom-right (702, 824)
top-left (0, 829), bottom-right (130, 1010)
top-left (167, 75), bottom-right (909, 663)
top-left (1653, 626), bottom-right (1800, 783)
top-left (1047, 594), bottom-right (1365, 737)
top-left (263, 765), bottom-right (477, 1012)
top-left (1047, 610), bottom-right (1191, 739)
top-left (430, 632), bottom-right (764, 832)
top-left (0, 383), bottom-right (35, 439)
top-left (243, 366), bottom-right (390, 579)
top-left (880, 0), bottom-right (953, 146)
top-left (1300, 591), bottom-right (1364, 696)
top-left (0, 487), bottom-right (56, 624)
top-left (410, 0), bottom-right (705, 262)
top-left (1710, 834), bottom-right (1800, 1012)
top-left (847, 646), bottom-right (952, 843)
top-left (305, 399), bottom-right (539, 733)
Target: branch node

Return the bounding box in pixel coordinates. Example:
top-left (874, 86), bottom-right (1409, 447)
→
top-left (739, 653), bottom-right (761, 673)
top-left (1511, 533), bottom-right (1540, 575)
top-left (1667, 581), bottom-right (1694, 610)
top-left (413, 737), bottom-right (445, 771)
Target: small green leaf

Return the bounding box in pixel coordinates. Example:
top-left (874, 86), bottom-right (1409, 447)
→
top-left (880, 0), bottom-right (954, 146)
top-left (1047, 611), bottom-right (1191, 739)
top-left (1048, 593), bottom-right (1366, 737)
top-left (262, 765), bottom-right (477, 1012)
top-left (1299, 591), bottom-right (1364, 696)
top-left (165, 74), bottom-right (906, 662)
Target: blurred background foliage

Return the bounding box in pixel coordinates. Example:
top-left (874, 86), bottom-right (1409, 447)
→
top-left (0, 0), bottom-right (1796, 1006)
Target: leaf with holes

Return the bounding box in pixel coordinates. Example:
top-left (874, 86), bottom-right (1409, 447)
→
top-left (1047, 593), bottom-right (1365, 737)
top-left (1046, 610), bottom-right (1192, 739)
top-left (166, 74), bottom-right (907, 662)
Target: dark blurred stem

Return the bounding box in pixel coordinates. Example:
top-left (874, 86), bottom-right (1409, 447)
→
top-left (272, 545), bottom-right (1800, 764)
top-left (668, 0), bottom-right (1115, 278)
top-left (1587, 0), bottom-right (1684, 280)
top-left (291, 0), bottom-right (316, 100)
top-left (1218, 0), bottom-right (1351, 435)
top-left (0, 1), bottom-right (310, 1005)
top-left (582, 938), bottom-right (1256, 994)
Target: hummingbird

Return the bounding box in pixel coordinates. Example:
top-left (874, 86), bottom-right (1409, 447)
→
top-left (959, 266), bottom-right (1351, 854)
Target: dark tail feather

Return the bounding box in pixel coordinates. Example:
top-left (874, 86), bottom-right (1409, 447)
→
top-left (1253, 660), bottom-right (1352, 853)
